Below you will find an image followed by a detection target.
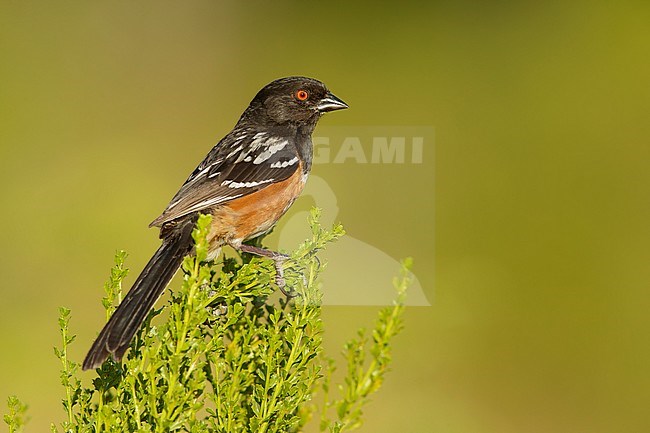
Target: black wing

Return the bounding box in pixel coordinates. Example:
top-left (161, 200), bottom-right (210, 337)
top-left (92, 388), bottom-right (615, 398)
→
top-left (150, 129), bottom-right (301, 227)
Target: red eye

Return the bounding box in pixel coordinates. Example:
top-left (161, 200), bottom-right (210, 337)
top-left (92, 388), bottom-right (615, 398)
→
top-left (295, 89), bottom-right (309, 101)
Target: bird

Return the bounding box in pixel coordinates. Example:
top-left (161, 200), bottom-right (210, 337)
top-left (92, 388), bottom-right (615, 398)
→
top-left (82, 76), bottom-right (348, 370)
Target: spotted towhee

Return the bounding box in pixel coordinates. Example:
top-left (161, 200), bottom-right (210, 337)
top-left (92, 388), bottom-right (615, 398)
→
top-left (83, 76), bottom-right (348, 370)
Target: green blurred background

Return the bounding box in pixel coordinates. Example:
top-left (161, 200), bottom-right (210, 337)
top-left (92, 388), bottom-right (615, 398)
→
top-left (1, 1), bottom-right (649, 431)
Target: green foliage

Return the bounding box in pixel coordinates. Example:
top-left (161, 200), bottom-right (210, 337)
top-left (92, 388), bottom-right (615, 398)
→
top-left (3, 396), bottom-right (27, 433)
top-left (320, 258), bottom-right (411, 433)
top-left (4, 209), bottom-right (411, 433)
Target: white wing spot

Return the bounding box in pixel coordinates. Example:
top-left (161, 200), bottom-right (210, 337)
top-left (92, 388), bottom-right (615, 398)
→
top-left (249, 133), bottom-right (273, 151)
top-left (222, 179), bottom-right (275, 188)
top-left (253, 140), bottom-right (288, 164)
top-left (270, 156), bottom-right (299, 168)
top-left (191, 165), bottom-right (211, 180)
top-left (226, 145), bottom-right (243, 158)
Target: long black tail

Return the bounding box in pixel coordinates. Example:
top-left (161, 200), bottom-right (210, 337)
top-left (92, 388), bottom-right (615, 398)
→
top-left (82, 218), bottom-right (196, 370)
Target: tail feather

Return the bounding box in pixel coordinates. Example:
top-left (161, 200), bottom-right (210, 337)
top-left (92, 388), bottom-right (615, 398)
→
top-left (82, 217), bottom-right (196, 370)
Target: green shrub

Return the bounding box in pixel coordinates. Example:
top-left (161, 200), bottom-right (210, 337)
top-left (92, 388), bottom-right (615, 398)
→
top-left (5, 209), bottom-right (410, 433)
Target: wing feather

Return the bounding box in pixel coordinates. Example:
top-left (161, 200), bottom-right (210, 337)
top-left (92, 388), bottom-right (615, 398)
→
top-left (150, 130), bottom-right (302, 227)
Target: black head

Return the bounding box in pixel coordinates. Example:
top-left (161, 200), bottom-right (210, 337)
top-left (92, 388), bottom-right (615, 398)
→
top-left (240, 76), bottom-right (348, 128)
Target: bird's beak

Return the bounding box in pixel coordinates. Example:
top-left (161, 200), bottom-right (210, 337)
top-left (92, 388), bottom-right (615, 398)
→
top-left (316, 91), bottom-right (349, 112)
